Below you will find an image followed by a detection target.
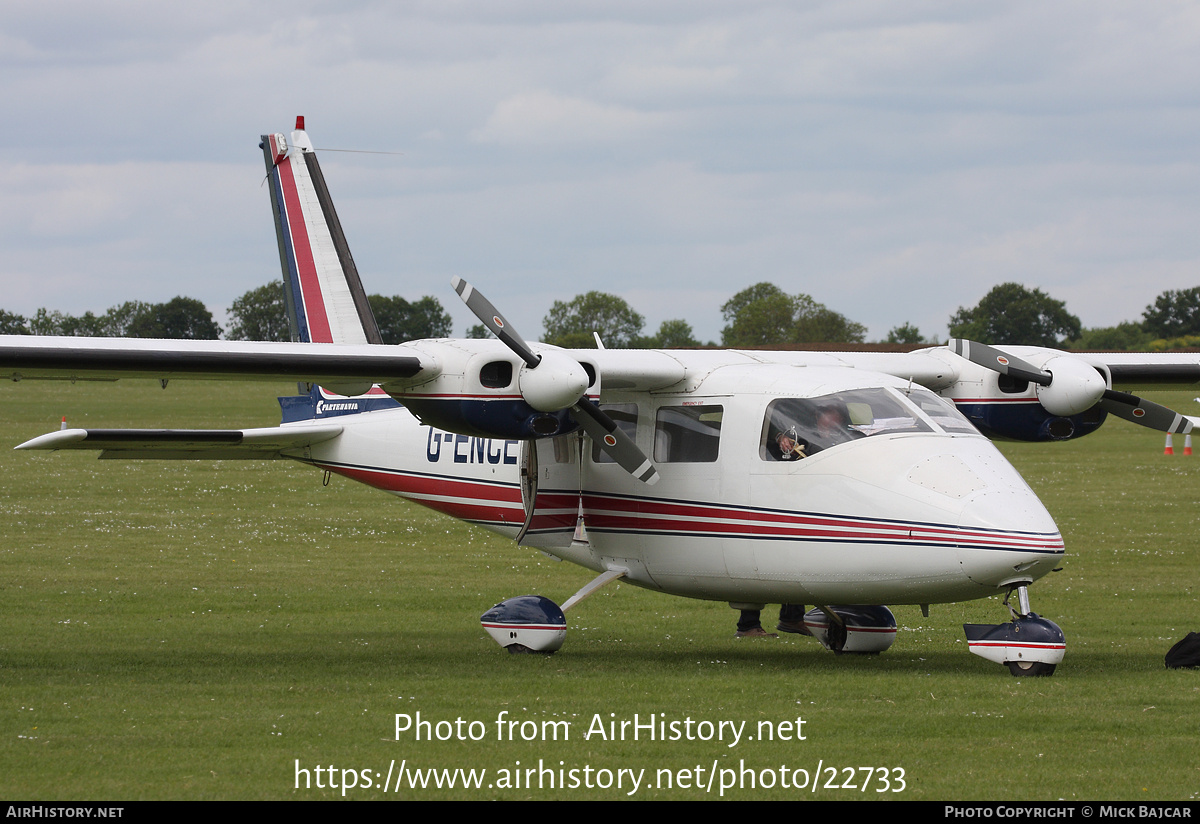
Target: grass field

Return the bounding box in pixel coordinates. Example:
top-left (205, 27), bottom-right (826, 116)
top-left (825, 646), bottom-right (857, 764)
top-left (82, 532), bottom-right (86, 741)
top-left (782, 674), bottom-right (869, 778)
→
top-left (2, 379), bottom-right (1198, 800)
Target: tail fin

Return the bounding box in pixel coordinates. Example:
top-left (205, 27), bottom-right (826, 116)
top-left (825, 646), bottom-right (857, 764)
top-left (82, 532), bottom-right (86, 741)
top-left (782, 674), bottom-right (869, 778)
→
top-left (260, 117), bottom-right (383, 345)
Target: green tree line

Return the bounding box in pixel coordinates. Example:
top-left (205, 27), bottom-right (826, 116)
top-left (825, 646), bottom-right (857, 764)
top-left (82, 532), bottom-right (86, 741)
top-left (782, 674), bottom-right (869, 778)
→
top-left (950, 283), bottom-right (1200, 351)
top-left (0, 298), bottom-right (222, 339)
top-left (0, 283), bottom-right (454, 344)
top-left (539, 283), bottom-right (875, 349)
top-left (6, 279), bottom-right (1200, 351)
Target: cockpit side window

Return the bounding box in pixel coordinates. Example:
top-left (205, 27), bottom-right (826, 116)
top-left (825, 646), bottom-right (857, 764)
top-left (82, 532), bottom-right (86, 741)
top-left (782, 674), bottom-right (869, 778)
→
top-left (655, 405), bottom-right (723, 463)
top-left (761, 390), bottom-right (932, 461)
top-left (591, 403), bottom-right (638, 463)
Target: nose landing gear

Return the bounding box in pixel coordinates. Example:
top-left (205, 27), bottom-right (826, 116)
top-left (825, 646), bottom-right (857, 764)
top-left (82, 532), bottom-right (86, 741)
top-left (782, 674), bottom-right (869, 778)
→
top-left (963, 584), bottom-right (1065, 676)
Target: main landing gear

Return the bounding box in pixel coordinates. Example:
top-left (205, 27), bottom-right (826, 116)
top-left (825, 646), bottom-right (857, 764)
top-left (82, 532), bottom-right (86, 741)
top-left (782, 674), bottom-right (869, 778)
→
top-left (803, 605), bottom-right (898, 654)
top-left (480, 569), bottom-right (628, 654)
top-left (963, 584), bottom-right (1065, 677)
top-left (480, 595), bottom-right (566, 654)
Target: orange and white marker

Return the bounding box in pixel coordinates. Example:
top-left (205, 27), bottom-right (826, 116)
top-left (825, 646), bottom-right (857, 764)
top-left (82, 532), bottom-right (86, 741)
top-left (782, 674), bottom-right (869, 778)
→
top-left (1164, 433), bottom-right (1175, 455)
top-left (60, 416), bottom-right (67, 431)
top-left (1185, 434), bottom-right (1193, 456)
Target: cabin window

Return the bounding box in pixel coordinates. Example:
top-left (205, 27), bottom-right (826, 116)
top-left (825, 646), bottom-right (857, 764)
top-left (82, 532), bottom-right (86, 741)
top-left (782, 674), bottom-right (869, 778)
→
top-left (761, 390), bottom-right (932, 461)
top-left (655, 405), bottom-right (723, 463)
top-left (591, 404), bottom-right (638, 463)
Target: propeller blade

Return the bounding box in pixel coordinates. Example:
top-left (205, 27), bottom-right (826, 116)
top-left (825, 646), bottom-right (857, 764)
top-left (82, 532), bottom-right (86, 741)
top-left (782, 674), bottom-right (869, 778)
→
top-left (949, 339), bottom-right (1051, 386)
top-left (1099, 390), bottom-right (1193, 434)
top-left (451, 276), bottom-right (539, 369)
top-left (571, 399), bottom-right (659, 485)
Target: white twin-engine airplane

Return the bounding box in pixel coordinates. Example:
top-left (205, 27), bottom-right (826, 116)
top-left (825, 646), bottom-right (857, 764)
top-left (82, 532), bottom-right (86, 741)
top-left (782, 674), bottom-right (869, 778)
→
top-left (4, 118), bottom-right (1199, 677)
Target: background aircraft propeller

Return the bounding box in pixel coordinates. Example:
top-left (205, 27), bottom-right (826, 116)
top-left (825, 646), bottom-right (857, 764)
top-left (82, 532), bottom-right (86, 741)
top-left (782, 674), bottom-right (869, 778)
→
top-left (451, 277), bottom-right (659, 484)
top-left (950, 339), bottom-right (1192, 434)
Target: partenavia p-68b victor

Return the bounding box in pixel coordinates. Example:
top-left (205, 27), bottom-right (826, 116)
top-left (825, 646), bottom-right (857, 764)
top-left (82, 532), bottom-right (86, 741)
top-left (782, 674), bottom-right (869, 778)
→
top-left (4, 118), bottom-right (1199, 677)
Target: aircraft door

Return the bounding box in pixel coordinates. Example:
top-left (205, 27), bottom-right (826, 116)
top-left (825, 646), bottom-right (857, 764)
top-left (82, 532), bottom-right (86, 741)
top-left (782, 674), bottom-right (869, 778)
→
top-left (518, 433), bottom-right (583, 548)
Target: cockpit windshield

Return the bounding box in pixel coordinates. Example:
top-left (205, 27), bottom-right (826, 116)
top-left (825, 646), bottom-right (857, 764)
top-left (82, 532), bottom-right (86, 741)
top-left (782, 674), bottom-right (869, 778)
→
top-left (761, 388), bottom-right (936, 461)
top-left (902, 388), bottom-right (980, 435)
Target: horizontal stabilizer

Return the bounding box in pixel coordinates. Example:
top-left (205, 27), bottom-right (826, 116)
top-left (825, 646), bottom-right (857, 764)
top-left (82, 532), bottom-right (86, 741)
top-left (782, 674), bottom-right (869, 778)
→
top-left (16, 424), bottom-right (342, 460)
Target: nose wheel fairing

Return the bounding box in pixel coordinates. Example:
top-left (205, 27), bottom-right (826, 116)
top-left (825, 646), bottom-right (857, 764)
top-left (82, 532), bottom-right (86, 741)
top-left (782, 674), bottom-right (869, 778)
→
top-left (963, 585), bottom-right (1065, 676)
top-left (963, 615), bottom-right (1065, 676)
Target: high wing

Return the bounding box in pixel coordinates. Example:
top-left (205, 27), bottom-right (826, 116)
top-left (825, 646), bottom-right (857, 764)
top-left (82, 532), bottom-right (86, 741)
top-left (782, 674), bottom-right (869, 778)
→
top-left (1078, 351), bottom-right (1200, 391)
top-left (0, 336), bottom-right (439, 393)
top-left (670, 347), bottom-right (1200, 394)
top-left (9, 338), bottom-right (1195, 396)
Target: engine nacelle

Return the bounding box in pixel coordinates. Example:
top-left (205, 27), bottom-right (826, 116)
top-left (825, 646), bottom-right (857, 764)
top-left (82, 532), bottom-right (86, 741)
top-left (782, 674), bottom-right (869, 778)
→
top-left (955, 399), bottom-right (1107, 442)
top-left (1035, 356), bottom-right (1108, 417)
top-left (947, 351), bottom-right (1110, 441)
top-left (393, 344), bottom-right (599, 440)
top-left (401, 396), bottom-right (581, 439)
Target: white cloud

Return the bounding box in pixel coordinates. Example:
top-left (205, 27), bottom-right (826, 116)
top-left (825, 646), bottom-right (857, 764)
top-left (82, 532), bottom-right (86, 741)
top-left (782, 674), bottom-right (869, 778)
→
top-left (2, 1), bottom-right (1200, 343)
top-left (474, 91), bottom-right (672, 146)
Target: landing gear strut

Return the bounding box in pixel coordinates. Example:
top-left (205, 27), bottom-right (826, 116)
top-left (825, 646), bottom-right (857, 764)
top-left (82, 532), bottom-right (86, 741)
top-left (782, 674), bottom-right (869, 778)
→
top-left (963, 583), bottom-right (1065, 677)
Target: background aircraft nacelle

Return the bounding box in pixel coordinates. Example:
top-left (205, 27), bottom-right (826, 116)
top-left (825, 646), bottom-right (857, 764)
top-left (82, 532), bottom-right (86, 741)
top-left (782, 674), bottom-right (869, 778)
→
top-left (954, 390), bottom-right (1108, 442)
top-left (945, 348), bottom-right (1110, 442)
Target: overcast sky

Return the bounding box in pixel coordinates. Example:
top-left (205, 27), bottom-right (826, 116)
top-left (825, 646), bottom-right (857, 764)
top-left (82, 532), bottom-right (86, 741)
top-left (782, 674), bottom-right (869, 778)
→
top-left (3, 1), bottom-right (1199, 344)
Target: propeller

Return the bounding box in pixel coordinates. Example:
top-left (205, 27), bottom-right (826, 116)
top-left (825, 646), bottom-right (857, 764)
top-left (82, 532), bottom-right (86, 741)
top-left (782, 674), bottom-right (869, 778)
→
top-left (1096, 389), bottom-right (1193, 433)
top-left (950, 339), bottom-right (1192, 434)
top-left (451, 277), bottom-right (659, 484)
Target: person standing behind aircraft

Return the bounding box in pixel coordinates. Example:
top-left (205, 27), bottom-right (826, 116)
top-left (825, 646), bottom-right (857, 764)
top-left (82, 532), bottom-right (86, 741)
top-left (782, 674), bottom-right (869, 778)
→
top-left (736, 605), bottom-right (811, 637)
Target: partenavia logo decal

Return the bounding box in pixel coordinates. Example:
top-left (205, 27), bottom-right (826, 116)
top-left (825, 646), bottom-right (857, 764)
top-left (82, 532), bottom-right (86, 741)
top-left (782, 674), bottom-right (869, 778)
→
top-left (317, 400), bottom-right (360, 415)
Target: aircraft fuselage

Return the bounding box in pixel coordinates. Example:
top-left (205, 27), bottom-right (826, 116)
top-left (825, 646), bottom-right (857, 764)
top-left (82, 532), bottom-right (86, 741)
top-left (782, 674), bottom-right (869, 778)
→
top-left (299, 361), bottom-right (1064, 608)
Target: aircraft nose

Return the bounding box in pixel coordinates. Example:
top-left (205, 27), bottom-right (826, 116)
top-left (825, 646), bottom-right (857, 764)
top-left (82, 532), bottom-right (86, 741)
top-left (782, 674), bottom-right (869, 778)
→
top-left (898, 434), bottom-right (1063, 588)
top-left (747, 432), bottom-right (1063, 602)
top-left (927, 445), bottom-right (1064, 587)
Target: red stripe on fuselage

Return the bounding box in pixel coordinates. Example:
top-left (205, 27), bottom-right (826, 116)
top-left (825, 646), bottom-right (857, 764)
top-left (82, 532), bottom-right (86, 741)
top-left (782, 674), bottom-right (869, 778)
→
top-left (950, 398), bottom-right (1041, 404)
top-left (320, 463), bottom-right (1062, 552)
top-left (325, 464), bottom-right (524, 524)
top-left (576, 493), bottom-right (1063, 552)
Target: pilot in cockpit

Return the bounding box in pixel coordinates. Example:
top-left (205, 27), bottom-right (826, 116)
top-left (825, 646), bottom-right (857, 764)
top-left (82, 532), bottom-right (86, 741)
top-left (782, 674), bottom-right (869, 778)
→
top-left (814, 403), bottom-right (857, 446)
top-left (766, 399), bottom-right (863, 461)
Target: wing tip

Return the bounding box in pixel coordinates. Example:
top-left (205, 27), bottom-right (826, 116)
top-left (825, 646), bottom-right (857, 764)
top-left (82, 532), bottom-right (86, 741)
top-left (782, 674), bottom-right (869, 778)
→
top-left (15, 429), bottom-right (89, 451)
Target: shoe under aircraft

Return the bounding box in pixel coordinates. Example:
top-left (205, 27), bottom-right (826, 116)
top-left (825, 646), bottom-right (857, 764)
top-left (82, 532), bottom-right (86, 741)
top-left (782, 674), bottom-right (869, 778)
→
top-left (5, 118), bottom-right (1199, 676)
